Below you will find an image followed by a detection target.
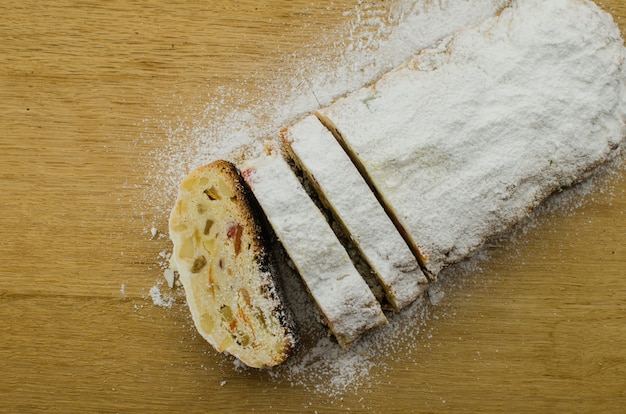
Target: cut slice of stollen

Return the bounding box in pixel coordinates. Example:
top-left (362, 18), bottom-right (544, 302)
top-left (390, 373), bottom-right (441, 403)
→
top-left (317, 0), bottom-right (626, 277)
top-left (242, 149), bottom-right (387, 348)
top-left (169, 160), bottom-right (295, 368)
top-left (282, 114), bottom-right (427, 311)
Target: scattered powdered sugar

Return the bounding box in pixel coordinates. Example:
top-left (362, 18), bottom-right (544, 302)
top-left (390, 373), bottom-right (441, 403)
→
top-left (141, 0), bottom-right (507, 211)
top-left (266, 297), bottom-right (431, 396)
top-left (259, 247), bottom-right (499, 397)
top-left (137, 0), bottom-right (626, 398)
top-left (149, 284), bottom-right (175, 309)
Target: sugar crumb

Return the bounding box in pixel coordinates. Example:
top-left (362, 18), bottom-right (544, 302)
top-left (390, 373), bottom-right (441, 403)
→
top-left (427, 285), bottom-right (445, 306)
top-left (149, 285), bottom-right (175, 308)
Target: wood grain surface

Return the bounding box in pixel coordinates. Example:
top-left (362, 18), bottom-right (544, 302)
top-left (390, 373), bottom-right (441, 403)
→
top-left (1, 1), bottom-right (625, 412)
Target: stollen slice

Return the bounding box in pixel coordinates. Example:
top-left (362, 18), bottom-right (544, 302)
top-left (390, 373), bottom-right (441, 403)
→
top-left (169, 160), bottom-right (295, 368)
top-left (242, 150), bottom-right (387, 348)
top-left (282, 114), bottom-right (427, 311)
top-left (317, 0), bottom-right (626, 277)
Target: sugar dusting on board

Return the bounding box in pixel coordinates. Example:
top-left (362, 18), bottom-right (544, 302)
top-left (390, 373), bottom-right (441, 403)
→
top-left (138, 0), bottom-right (625, 399)
top-left (144, 0), bottom-right (509, 212)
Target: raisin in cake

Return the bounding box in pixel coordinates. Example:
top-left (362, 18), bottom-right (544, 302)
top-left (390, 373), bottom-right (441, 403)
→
top-left (169, 160), bottom-right (295, 368)
top-left (282, 114), bottom-right (427, 311)
top-left (242, 150), bottom-right (387, 348)
top-left (317, 0), bottom-right (626, 277)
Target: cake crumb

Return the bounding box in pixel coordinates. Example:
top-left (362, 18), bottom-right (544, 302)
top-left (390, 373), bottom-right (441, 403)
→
top-left (163, 268), bottom-right (176, 288)
top-left (428, 285), bottom-right (445, 306)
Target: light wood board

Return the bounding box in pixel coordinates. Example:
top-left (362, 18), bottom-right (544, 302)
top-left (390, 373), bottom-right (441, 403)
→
top-left (1, 1), bottom-right (625, 412)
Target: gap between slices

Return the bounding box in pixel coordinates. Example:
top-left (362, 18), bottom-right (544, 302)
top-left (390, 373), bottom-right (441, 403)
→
top-left (241, 149), bottom-right (388, 348)
top-left (281, 114), bottom-right (428, 311)
top-left (314, 111), bottom-right (432, 276)
top-left (281, 146), bottom-right (390, 308)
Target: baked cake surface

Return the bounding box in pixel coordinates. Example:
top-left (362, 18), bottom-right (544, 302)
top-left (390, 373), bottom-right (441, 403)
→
top-left (317, 0), bottom-right (626, 276)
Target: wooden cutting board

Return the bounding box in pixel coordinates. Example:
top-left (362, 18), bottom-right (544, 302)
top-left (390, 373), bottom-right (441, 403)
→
top-left (1, 1), bottom-right (625, 412)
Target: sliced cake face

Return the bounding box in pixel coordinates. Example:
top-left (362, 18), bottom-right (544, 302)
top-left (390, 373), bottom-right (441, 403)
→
top-left (283, 114), bottom-right (427, 311)
top-left (317, 0), bottom-right (626, 276)
top-left (169, 160), bottom-right (295, 368)
top-left (242, 151), bottom-right (387, 348)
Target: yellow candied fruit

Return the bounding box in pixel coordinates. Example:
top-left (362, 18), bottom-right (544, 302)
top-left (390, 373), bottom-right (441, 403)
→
top-left (172, 223), bottom-right (188, 233)
top-left (218, 177), bottom-right (235, 198)
top-left (179, 237), bottom-right (194, 259)
top-left (202, 238), bottom-right (216, 253)
top-left (199, 312), bottom-right (216, 333)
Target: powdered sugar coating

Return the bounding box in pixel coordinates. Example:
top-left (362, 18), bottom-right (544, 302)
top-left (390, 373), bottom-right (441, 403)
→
top-left (285, 115), bottom-right (427, 310)
top-left (318, 0), bottom-right (626, 276)
top-left (242, 152), bottom-right (387, 347)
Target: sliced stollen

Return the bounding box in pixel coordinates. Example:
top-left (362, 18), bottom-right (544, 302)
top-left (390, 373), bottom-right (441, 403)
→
top-left (242, 150), bottom-right (387, 348)
top-left (168, 160), bottom-right (295, 368)
top-left (317, 0), bottom-right (626, 277)
top-left (282, 114), bottom-right (428, 311)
